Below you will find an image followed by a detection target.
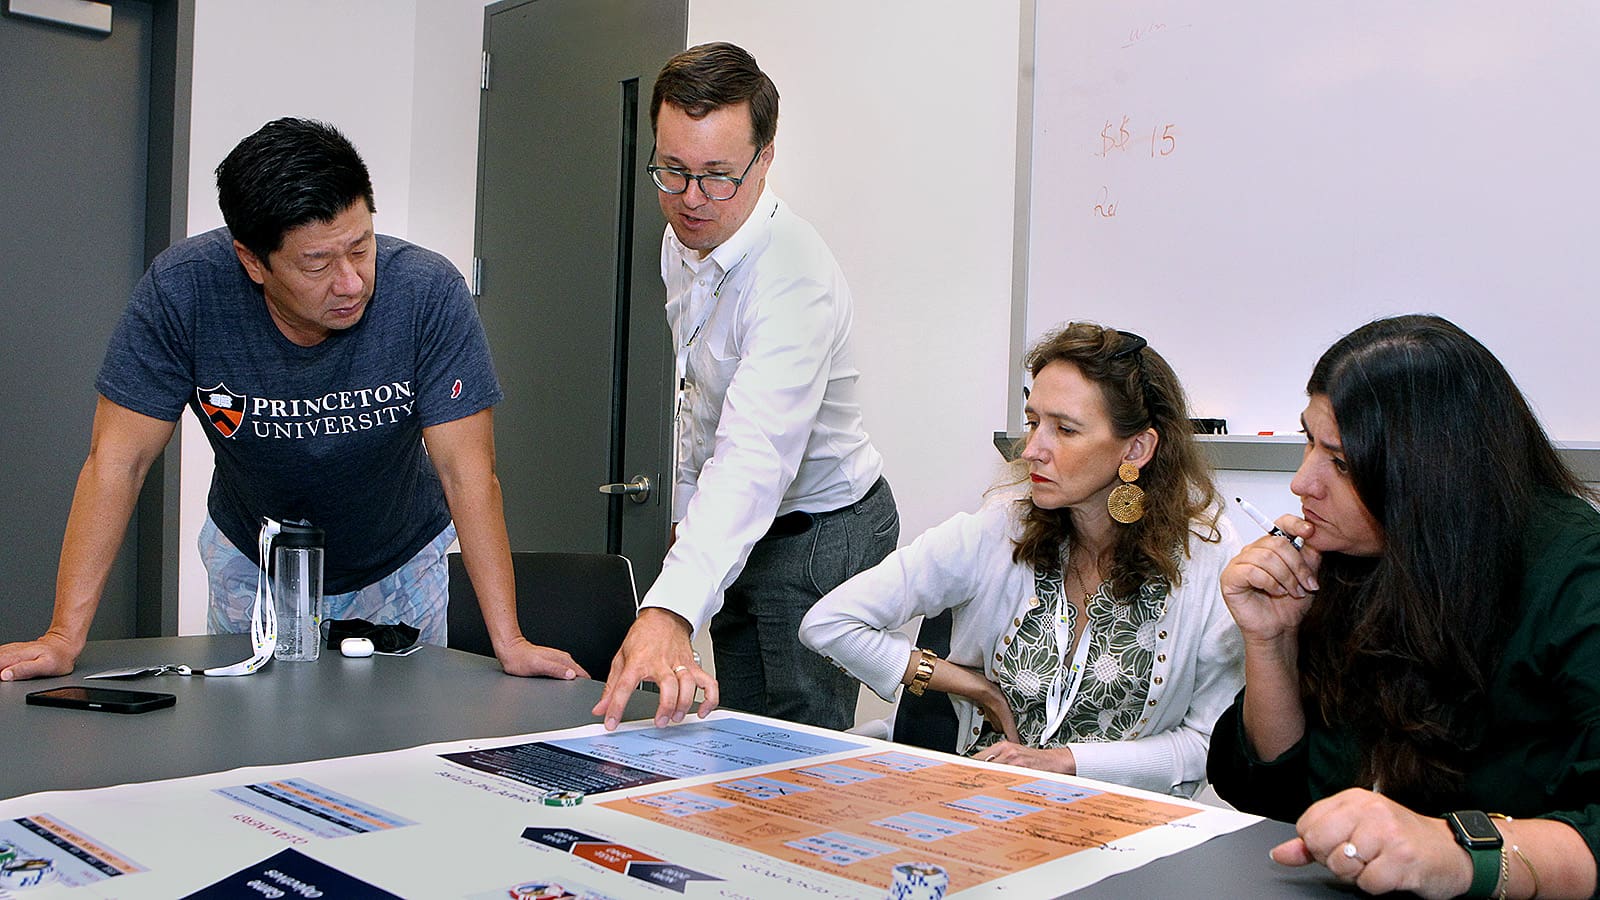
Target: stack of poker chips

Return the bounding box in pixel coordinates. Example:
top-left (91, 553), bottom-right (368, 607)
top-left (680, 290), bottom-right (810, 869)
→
top-left (541, 789), bottom-right (585, 807)
top-left (886, 861), bottom-right (949, 900)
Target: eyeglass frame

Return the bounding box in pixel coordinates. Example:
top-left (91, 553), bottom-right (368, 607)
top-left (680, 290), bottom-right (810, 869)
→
top-left (646, 142), bottom-right (764, 201)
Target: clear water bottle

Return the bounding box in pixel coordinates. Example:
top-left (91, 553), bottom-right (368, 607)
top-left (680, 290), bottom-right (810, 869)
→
top-left (272, 522), bottom-right (325, 661)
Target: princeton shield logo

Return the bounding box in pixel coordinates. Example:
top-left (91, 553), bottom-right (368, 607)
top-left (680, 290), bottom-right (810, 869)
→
top-left (197, 383), bottom-right (248, 438)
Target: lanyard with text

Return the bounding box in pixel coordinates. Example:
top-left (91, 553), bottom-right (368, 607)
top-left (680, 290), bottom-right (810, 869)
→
top-left (667, 200), bottom-right (777, 511)
top-left (672, 252), bottom-right (748, 409)
top-left (1043, 583), bottom-right (1096, 742)
top-left (670, 199), bottom-right (779, 427)
top-left (83, 520), bottom-right (281, 679)
top-left (670, 251), bottom-right (749, 503)
top-left (203, 517), bottom-right (281, 676)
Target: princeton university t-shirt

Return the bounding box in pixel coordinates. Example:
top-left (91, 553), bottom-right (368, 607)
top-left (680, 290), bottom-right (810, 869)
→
top-left (97, 228), bottom-right (503, 593)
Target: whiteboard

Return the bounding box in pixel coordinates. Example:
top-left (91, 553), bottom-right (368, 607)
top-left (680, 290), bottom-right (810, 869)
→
top-left (1026, 2), bottom-right (1600, 438)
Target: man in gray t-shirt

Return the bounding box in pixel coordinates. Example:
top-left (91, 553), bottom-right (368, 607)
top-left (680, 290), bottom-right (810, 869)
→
top-left (0, 118), bottom-right (582, 683)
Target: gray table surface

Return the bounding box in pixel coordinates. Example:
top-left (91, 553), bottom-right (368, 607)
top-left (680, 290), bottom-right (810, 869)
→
top-left (0, 634), bottom-right (657, 799)
top-left (1, 636), bottom-right (1347, 897)
top-left (1067, 818), bottom-right (1347, 898)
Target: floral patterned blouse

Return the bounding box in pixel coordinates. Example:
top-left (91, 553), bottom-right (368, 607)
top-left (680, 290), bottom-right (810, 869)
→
top-left (972, 550), bottom-right (1170, 754)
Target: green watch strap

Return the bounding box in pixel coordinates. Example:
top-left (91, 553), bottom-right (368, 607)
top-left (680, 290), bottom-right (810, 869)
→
top-left (1464, 845), bottom-right (1500, 898)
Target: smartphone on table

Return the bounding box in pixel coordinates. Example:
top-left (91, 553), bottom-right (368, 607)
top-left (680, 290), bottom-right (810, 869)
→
top-left (26, 685), bottom-right (176, 714)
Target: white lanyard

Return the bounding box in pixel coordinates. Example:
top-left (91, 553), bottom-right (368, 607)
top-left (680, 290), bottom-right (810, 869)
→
top-left (203, 518), bottom-right (280, 676)
top-left (666, 200), bottom-right (774, 509)
top-left (669, 253), bottom-right (747, 501)
top-left (672, 253), bottom-right (746, 396)
top-left (1041, 578), bottom-right (1096, 741)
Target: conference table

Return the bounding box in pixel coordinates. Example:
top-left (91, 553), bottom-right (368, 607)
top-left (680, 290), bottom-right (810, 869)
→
top-left (0, 636), bottom-right (1339, 897)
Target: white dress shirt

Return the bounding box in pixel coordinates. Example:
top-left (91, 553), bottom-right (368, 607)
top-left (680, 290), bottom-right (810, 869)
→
top-left (639, 187), bottom-right (885, 635)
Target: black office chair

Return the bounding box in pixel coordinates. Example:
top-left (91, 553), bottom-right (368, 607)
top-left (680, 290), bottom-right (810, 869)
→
top-left (446, 551), bottom-right (638, 682)
top-left (891, 607), bottom-right (959, 753)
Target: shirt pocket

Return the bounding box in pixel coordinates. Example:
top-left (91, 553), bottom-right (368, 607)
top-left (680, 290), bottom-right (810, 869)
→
top-left (686, 339), bottom-right (741, 425)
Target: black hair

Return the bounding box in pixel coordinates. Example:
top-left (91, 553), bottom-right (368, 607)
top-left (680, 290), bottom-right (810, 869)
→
top-left (650, 42), bottom-right (779, 148)
top-left (214, 117), bottom-right (375, 267)
top-left (1299, 314), bottom-right (1591, 801)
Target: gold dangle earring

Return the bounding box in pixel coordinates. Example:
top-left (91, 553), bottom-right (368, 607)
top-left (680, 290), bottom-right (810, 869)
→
top-left (1108, 462), bottom-right (1145, 524)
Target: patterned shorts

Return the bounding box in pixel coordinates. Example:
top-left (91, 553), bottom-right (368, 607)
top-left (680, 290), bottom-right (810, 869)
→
top-left (199, 516), bottom-right (456, 646)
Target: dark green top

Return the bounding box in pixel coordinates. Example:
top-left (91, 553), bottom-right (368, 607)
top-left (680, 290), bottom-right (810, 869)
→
top-left (1209, 492), bottom-right (1600, 869)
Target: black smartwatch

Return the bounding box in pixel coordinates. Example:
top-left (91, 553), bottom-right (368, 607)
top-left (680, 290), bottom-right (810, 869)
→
top-left (1445, 810), bottom-right (1503, 898)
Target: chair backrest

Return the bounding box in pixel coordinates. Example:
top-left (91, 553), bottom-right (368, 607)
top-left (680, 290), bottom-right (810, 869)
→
top-left (891, 607), bottom-right (959, 753)
top-left (446, 551), bottom-right (639, 682)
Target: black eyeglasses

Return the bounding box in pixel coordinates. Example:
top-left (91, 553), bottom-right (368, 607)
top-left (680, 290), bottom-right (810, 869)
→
top-left (647, 144), bottom-right (763, 201)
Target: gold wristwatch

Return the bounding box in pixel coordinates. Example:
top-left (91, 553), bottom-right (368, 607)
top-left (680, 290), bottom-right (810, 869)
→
top-left (906, 648), bottom-right (939, 696)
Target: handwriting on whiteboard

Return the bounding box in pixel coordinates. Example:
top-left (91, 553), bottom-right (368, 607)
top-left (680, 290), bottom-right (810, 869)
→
top-left (1097, 117), bottom-right (1178, 159)
top-left (1094, 186), bottom-right (1117, 218)
top-left (1094, 117), bottom-right (1177, 218)
top-left (1122, 21), bottom-right (1192, 50)
top-left (1124, 22), bottom-right (1167, 47)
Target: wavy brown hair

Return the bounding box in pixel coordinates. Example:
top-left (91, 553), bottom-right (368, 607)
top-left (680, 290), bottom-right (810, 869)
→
top-left (1007, 323), bottom-right (1223, 596)
top-left (1298, 315), bottom-right (1593, 803)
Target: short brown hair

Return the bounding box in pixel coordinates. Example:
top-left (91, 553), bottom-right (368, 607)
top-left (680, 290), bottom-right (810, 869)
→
top-left (651, 42), bottom-right (779, 148)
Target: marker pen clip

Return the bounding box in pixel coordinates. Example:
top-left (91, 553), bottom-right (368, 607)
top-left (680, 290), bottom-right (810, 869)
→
top-left (1234, 497), bottom-right (1304, 550)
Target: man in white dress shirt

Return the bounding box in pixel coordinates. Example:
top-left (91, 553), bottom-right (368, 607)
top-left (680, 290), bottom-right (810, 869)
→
top-left (593, 42), bottom-right (899, 732)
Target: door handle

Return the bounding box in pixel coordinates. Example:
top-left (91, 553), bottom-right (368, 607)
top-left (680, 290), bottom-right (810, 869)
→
top-left (598, 474), bottom-right (652, 503)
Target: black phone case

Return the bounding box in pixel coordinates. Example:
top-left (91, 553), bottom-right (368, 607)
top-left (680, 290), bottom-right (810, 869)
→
top-left (26, 685), bottom-right (176, 714)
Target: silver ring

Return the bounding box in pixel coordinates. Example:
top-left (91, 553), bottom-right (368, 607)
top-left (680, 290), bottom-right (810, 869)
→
top-left (672, 664), bottom-right (688, 673)
top-left (1343, 842), bottom-right (1368, 864)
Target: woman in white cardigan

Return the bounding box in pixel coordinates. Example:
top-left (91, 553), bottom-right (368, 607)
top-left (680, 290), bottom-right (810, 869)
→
top-left (801, 323), bottom-right (1243, 797)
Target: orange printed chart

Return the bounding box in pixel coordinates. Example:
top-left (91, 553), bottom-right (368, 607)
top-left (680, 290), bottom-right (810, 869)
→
top-left (604, 748), bottom-right (1198, 895)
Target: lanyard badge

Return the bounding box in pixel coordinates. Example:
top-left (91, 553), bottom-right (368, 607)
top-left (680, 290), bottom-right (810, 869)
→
top-left (202, 517), bottom-right (281, 676)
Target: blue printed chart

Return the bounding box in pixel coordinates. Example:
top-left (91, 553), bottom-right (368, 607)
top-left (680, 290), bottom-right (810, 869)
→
top-left (213, 778), bottom-right (417, 840)
top-left (441, 717), bottom-right (860, 795)
top-left (0, 712), bottom-right (1258, 898)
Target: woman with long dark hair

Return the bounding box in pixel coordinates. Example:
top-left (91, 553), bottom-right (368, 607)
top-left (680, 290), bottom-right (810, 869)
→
top-left (802, 322), bottom-right (1243, 796)
top-left (1209, 314), bottom-right (1600, 898)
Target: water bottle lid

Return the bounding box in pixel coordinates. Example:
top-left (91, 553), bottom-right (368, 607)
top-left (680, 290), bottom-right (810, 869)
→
top-left (274, 522), bottom-right (324, 549)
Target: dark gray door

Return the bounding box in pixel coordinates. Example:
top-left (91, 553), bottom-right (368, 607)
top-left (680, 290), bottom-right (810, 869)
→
top-left (0, 2), bottom-right (190, 641)
top-left (476, 0), bottom-right (684, 590)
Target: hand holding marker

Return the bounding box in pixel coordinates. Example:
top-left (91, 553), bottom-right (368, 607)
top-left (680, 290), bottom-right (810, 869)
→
top-left (1234, 497), bottom-right (1304, 550)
